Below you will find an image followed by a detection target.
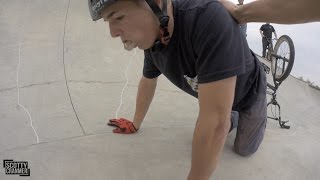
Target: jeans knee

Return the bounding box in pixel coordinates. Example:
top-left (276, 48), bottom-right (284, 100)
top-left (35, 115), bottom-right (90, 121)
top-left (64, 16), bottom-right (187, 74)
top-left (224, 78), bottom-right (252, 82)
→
top-left (234, 146), bottom-right (257, 157)
top-left (233, 138), bottom-right (262, 157)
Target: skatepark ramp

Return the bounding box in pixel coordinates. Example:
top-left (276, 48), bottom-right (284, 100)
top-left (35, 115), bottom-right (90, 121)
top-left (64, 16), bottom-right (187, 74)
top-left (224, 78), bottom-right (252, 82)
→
top-left (0, 0), bottom-right (319, 179)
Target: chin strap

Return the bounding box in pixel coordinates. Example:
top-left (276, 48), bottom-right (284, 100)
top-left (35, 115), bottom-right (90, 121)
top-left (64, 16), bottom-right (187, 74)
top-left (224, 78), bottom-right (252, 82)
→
top-left (145, 0), bottom-right (171, 51)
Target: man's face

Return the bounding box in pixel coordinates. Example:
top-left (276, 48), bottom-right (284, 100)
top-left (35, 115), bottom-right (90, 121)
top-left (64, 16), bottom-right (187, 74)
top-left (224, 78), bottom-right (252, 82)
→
top-left (238, 0), bottom-right (244, 5)
top-left (101, 0), bottom-right (159, 50)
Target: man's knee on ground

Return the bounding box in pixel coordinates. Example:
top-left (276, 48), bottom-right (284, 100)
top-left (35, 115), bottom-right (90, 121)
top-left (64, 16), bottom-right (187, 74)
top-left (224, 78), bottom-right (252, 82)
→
top-left (233, 143), bottom-right (259, 157)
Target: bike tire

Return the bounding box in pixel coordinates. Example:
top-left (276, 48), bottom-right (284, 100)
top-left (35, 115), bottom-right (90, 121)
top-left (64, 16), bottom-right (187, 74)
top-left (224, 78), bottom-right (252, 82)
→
top-left (271, 35), bottom-right (295, 82)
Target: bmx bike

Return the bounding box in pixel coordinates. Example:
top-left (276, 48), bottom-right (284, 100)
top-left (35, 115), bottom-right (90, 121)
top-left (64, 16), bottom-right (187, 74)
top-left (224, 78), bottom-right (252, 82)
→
top-left (265, 38), bottom-right (276, 61)
top-left (261, 35), bottom-right (295, 129)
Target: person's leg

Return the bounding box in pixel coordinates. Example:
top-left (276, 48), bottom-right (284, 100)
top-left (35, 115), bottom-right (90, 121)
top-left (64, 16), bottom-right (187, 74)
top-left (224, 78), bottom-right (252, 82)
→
top-left (239, 24), bottom-right (247, 37)
top-left (234, 66), bottom-right (267, 157)
top-left (262, 38), bottom-right (267, 58)
top-left (229, 111), bottom-right (239, 132)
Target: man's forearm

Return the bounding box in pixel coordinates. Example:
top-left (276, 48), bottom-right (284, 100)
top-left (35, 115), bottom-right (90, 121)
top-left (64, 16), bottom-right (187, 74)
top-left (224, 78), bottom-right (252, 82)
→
top-left (236, 0), bottom-right (320, 24)
top-left (187, 115), bottom-right (230, 180)
top-left (133, 77), bottom-right (157, 129)
top-left (260, 31), bottom-right (264, 38)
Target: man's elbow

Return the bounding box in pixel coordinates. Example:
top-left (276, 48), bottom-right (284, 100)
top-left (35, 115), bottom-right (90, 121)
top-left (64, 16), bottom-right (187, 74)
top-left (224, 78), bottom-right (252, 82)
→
top-left (213, 117), bottom-right (231, 136)
top-left (196, 114), bottom-right (231, 140)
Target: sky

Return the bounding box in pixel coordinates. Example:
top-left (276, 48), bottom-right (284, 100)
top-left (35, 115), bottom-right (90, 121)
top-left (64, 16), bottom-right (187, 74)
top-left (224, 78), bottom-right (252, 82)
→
top-left (230, 0), bottom-right (320, 85)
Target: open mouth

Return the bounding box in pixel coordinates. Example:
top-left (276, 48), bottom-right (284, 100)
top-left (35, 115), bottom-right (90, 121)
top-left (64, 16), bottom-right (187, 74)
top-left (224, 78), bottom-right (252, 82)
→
top-left (123, 40), bottom-right (137, 51)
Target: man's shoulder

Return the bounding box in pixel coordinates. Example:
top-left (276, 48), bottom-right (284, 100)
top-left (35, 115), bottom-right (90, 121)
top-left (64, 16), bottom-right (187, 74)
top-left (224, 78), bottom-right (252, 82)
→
top-left (174, 0), bottom-right (232, 26)
top-left (266, 24), bottom-right (274, 28)
top-left (174, 0), bottom-right (220, 11)
top-left (173, 0), bottom-right (231, 38)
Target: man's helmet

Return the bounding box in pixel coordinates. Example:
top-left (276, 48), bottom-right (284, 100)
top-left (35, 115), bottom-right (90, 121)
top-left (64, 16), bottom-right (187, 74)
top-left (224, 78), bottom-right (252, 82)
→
top-left (88, 0), bottom-right (117, 21)
top-left (88, 0), bottom-right (170, 51)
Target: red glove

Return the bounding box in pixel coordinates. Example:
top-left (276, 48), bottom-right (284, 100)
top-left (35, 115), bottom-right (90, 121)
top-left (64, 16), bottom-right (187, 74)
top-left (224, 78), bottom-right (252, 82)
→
top-left (107, 118), bottom-right (138, 134)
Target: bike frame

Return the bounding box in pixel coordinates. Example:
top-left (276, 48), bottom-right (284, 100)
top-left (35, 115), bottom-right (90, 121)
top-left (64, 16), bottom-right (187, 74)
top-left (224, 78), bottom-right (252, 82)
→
top-left (260, 35), bottom-right (295, 129)
top-left (266, 38), bottom-right (276, 61)
top-left (263, 62), bottom-right (290, 129)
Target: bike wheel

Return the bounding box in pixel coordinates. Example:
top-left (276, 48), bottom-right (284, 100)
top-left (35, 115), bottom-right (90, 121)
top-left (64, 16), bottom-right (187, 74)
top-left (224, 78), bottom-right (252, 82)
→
top-left (270, 35), bottom-right (295, 82)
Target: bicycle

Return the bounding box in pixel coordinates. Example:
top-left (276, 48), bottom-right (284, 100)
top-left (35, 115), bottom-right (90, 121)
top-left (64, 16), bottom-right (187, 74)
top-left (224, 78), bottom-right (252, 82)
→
top-left (265, 38), bottom-right (276, 62)
top-left (261, 35), bottom-right (295, 129)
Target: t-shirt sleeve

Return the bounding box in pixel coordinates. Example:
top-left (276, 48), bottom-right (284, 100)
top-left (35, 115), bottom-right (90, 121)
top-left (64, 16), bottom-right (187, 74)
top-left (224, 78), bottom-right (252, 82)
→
top-left (193, 2), bottom-right (246, 84)
top-left (260, 25), bottom-right (265, 31)
top-left (142, 50), bottom-right (162, 79)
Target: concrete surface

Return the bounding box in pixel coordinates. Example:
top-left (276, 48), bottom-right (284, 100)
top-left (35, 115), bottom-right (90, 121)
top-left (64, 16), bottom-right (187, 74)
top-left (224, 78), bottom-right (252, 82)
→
top-left (0, 0), bottom-right (319, 179)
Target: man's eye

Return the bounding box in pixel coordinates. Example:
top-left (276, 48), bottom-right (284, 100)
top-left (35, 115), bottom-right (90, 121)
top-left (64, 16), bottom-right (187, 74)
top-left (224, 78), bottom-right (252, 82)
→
top-left (116, 15), bottom-right (124, 21)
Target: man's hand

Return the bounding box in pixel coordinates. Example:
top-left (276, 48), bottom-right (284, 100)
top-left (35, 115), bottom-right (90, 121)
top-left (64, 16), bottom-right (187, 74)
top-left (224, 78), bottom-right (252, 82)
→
top-left (107, 118), bottom-right (138, 134)
top-left (219, 0), bottom-right (241, 23)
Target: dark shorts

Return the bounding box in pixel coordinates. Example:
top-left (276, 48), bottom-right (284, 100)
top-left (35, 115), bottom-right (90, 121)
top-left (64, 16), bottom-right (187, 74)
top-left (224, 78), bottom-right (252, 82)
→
top-left (231, 65), bottom-right (267, 156)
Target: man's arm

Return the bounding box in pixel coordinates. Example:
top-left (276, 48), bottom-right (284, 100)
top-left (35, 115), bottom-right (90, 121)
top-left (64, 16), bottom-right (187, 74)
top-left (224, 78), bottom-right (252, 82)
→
top-left (187, 76), bottom-right (236, 180)
top-left (273, 31), bottom-right (278, 39)
top-left (220, 0), bottom-right (320, 24)
top-left (272, 27), bottom-right (278, 39)
top-left (132, 76), bottom-right (158, 129)
top-left (260, 30), bottom-right (264, 38)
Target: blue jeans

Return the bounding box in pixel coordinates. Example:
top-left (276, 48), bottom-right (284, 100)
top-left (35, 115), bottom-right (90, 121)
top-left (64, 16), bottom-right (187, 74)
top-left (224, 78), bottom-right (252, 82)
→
top-left (230, 64), bottom-right (267, 156)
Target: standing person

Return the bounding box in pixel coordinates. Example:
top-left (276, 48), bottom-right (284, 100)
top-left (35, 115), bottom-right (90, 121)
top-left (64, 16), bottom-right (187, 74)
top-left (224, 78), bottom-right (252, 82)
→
top-left (89, 0), bottom-right (267, 179)
top-left (220, 0), bottom-right (320, 24)
top-left (260, 23), bottom-right (277, 58)
top-left (237, 0), bottom-right (247, 37)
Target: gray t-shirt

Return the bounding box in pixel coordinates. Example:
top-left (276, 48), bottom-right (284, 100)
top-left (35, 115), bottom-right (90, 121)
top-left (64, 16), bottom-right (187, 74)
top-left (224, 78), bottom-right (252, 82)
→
top-left (143, 0), bottom-right (264, 111)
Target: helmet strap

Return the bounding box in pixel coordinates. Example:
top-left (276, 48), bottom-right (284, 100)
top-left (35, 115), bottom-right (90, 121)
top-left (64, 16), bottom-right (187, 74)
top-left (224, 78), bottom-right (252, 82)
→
top-left (146, 0), bottom-right (171, 51)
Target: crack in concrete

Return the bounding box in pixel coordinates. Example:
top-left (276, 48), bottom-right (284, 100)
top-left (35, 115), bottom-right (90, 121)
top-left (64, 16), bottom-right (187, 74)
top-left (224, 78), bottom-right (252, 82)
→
top-left (0, 132), bottom-right (112, 154)
top-left (68, 80), bottom-right (125, 85)
top-left (67, 80), bottom-right (181, 94)
top-left (0, 126), bottom-right (194, 154)
top-left (0, 81), bottom-right (183, 94)
top-left (0, 86), bottom-right (16, 92)
top-left (0, 81), bottom-right (58, 93)
top-left (21, 81), bottom-right (57, 89)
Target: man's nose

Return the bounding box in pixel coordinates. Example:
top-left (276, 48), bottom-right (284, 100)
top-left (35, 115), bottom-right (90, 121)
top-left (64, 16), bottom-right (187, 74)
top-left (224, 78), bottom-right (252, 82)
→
top-left (109, 23), bottom-right (121, 38)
